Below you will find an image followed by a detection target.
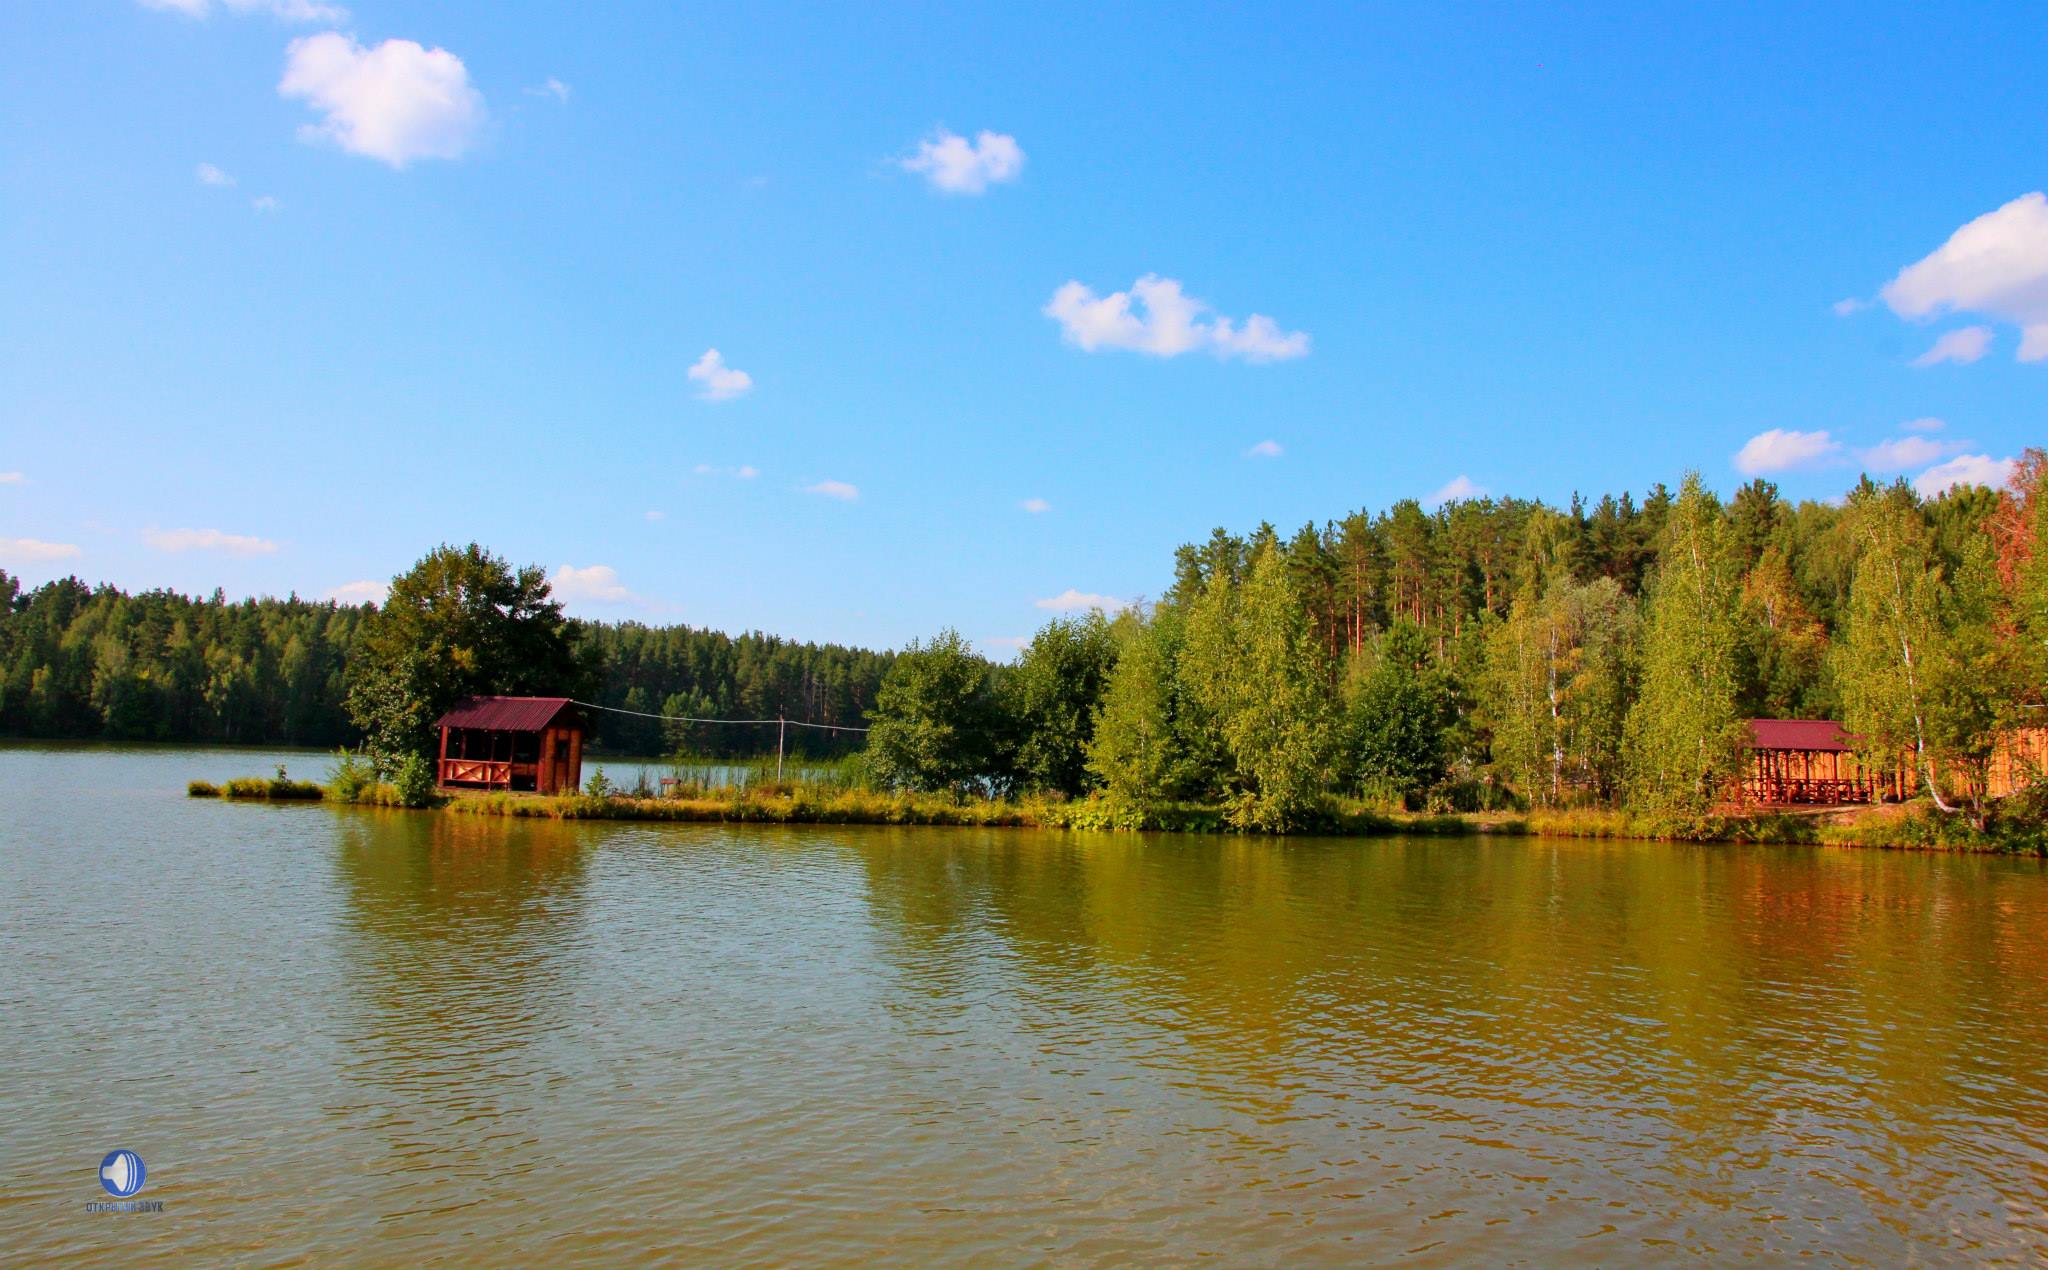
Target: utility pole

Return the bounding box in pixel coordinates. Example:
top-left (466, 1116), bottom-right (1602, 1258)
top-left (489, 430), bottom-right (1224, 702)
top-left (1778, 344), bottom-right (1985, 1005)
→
top-left (777, 713), bottom-right (786, 783)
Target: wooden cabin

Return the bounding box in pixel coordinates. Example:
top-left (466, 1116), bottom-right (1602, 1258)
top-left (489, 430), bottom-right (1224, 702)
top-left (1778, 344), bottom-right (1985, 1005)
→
top-left (433, 696), bottom-right (586, 794)
top-left (1739, 718), bottom-right (1909, 806)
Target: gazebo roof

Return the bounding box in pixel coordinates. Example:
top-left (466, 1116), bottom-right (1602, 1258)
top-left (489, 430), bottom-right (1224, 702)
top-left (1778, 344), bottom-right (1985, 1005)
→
top-left (1746, 718), bottom-right (1855, 753)
top-left (432, 696), bottom-right (581, 732)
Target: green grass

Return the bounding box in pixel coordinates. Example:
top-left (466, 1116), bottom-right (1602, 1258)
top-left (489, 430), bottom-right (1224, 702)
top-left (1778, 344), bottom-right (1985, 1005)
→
top-left (214, 775), bottom-right (326, 801)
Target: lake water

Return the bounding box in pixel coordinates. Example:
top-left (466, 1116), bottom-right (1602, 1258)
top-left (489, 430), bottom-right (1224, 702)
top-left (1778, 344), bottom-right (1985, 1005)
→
top-left (6, 743), bottom-right (2048, 1265)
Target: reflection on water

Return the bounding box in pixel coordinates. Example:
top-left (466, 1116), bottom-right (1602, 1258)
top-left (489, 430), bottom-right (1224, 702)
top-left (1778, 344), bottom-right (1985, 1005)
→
top-left (4, 743), bottom-right (2048, 1265)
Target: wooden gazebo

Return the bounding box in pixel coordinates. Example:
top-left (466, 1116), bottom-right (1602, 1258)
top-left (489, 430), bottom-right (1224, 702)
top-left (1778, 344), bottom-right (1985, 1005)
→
top-left (1739, 718), bottom-right (1906, 806)
top-left (433, 696), bottom-right (586, 794)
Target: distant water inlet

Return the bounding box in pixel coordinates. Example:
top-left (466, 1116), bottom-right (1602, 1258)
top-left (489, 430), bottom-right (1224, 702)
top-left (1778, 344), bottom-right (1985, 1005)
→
top-left (5, 742), bottom-right (2048, 1265)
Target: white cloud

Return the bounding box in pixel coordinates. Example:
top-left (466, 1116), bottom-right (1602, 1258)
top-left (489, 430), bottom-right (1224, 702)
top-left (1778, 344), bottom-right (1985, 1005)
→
top-left (1019, 497), bottom-right (1051, 514)
top-left (1244, 439), bottom-right (1284, 459)
top-left (1901, 416), bottom-right (1946, 432)
top-left (1914, 454), bottom-right (2018, 497)
top-left (549, 563), bottom-right (634, 604)
top-left (143, 527), bottom-right (279, 555)
top-left (1883, 192), bottom-right (2048, 362)
top-left (1044, 275), bottom-right (1309, 363)
top-left (1832, 296), bottom-right (1868, 316)
top-left (692, 463), bottom-right (759, 479)
top-left (327, 579), bottom-right (387, 604)
top-left (687, 348), bottom-right (753, 401)
top-left (1734, 428), bottom-right (1841, 475)
top-left (195, 162), bottom-right (235, 187)
top-left (901, 129), bottom-right (1024, 195)
top-left (280, 33), bottom-right (485, 168)
top-left (1424, 475), bottom-right (1487, 507)
top-left (0, 472), bottom-right (23, 485)
top-left (141, 0), bottom-right (349, 21)
top-left (1910, 326), bottom-right (1993, 367)
top-left (0, 537), bottom-right (80, 562)
top-left (985, 635), bottom-right (1031, 653)
top-left (251, 195), bottom-right (282, 214)
top-left (804, 480), bottom-right (859, 501)
top-left (1859, 435), bottom-right (1959, 472)
top-left (644, 510), bottom-right (666, 522)
top-left (525, 77), bottom-right (571, 103)
top-left (1034, 588), bottom-right (1130, 614)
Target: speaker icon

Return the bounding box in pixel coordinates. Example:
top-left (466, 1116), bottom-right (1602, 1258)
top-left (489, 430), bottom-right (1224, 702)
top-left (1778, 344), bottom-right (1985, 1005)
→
top-left (98, 1150), bottom-right (146, 1198)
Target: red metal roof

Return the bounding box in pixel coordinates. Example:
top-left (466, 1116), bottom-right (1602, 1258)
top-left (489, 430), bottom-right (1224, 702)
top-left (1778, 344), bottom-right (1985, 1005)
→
top-left (433, 696), bottom-right (581, 732)
top-left (1746, 718), bottom-right (1854, 752)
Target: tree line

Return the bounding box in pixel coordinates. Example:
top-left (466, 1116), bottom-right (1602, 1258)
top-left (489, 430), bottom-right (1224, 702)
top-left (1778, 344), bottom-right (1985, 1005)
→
top-left (0, 547), bottom-right (892, 758)
top-left (865, 455), bottom-right (2048, 829)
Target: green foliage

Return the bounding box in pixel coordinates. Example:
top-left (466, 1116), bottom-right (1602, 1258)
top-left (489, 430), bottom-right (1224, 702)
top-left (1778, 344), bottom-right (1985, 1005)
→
top-left (1181, 542), bottom-right (1339, 830)
top-left (1623, 474), bottom-right (1746, 813)
top-left (583, 766), bottom-right (616, 799)
top-left (392, 752), bottom-right (436, 808)
top-left (187, 780), bottom-right (219, 797)
top-left (345, 543), bottom-right (588, 772)
top-left (1484, 578), bottom-right (1637, 806)
top-left (864, 629), bottom-right (1008, 795)
top-left (1005, 612), bottom-right (1119, 796)
top-left (221, 774), bottom-right (325, 800)
top-left (1342, 621), bottom-right (1455, 804)
top-left (326, 747), bottom-right (377, 803)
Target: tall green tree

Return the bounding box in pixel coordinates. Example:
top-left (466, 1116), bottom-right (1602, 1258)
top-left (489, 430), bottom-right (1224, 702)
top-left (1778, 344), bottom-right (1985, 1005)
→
top-left (1005, 613), bottom-right (1119, 796)
top-left (864, 629), bottom-right (1006, 795)
top-left (1342, 621), bottom-right (1455, 804)
top-left (1485, 577), bottom-right (1637, 806)
top-left (345, 543), bottom-right (587, 769)
top-left (1623, 475), bottom-right (1746, 813)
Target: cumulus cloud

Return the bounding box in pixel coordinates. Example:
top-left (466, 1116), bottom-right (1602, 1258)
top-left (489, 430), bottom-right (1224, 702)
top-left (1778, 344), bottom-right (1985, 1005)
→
top-left (692, 463), bottom-right (760, 479)
top-left (901, 129), bottom-right (1024, 194)
top-left (1034, 588), bottom-right (1130, 614)
top-left (804, 480), bottom-right (859, 501)
top-left (327, 579), bottom-right (387, 604)
top-left (1910, 326), bottom-right (1993, 367)
top-left (251, 195), bottom-right (282, 214)
top-left (548, 563), bottom-right (635, 604)
top-left (687, 348), bottom-right (753, 401)
top-left (0, 537), bottom-right (80, 562)
top-left (525, 77), bottom-right (571, 103)
top-left (1914, 454), bottom-right (2019, 497)
top-left (1244, 439), bottom-right (1284, 459)
top-left (195, 162), bottom-right (235, 187)
top-left (144, 527), bottom-right (279, 555)
top-left (1832, 297), bottom-right (1868, 316)
top-left (1901, 416), bottom-right (1946, 432)
top-left (644, 510), bottom-right (666, 522)
top-left (280, 33), bottom-right (485, 167)
top-left (1883, 192), bottom-right (2048, 362)
top-left (984, 635), bottom-right (1031, 653)
top-left (1425, 475), bottom-right (1487, 507)
top-left (0, 472), bottom-right (24, 485)
top-left (141, 0), bottom-right (349, 20)
top-left (1734, 428), bottom-right (1841, 475)
top-left (1019, 497), bottom-right (1051, 514)
top-left (1044, 275), bottom-right (1309, 363)
top-left (1859, 435), bottom-right (1959, 472)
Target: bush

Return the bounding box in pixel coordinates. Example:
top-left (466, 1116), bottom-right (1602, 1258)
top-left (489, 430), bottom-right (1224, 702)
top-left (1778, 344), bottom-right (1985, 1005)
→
top-left (327, 748), bottom-right (377, 804)
top-left (188, 780), bottom-right (220, 797)
top-left (220, 775), bottom-right (324, 800)
top-left (393, 753), bottom-right (436, 808)
top-left (584, 767), bottom-right (616, 799)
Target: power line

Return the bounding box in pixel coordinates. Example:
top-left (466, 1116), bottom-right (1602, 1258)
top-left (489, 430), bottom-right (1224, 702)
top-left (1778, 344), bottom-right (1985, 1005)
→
top-left (571, 699), bottom-right (871, 733)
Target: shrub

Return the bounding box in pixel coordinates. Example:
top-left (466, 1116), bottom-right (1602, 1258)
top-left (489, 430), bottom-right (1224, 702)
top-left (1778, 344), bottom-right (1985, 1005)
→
top-left (327, 748), bottom-right (377, 804)
top-left (188, 780), bottom-right (220, 797)
top-left (393, 753), bottom-right (436, 808)
top-left (584, 767), bottom-right (616, 799)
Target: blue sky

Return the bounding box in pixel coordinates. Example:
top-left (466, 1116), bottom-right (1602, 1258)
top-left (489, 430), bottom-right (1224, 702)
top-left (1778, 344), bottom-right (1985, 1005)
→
top-left (2, 2), bottom-right (2042, 654)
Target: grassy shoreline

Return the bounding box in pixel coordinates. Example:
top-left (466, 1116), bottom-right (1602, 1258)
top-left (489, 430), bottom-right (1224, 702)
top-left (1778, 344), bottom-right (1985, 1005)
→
top-left (189, 773), bottom-right (2047, 853)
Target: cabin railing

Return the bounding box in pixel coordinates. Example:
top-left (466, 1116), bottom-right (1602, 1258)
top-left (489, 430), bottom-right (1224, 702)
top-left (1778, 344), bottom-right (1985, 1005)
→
top-left (441, 758), bottom-right (513, 787)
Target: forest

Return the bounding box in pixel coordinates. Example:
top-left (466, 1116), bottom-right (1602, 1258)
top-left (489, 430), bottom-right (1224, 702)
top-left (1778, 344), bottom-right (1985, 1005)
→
top-left (865, 455), bottom-right (2048, 830)
top-left (6, 452), bottom-right (2044, 835)
top-left (0, 567), bottom-right (888, 758)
